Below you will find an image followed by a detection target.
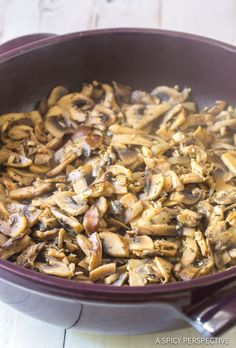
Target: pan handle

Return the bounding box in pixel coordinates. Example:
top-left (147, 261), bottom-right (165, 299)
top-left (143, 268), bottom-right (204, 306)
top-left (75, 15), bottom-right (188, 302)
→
top-left (0, 33), bottom-right (56, 55)
top-left (182, 280), bottom-right (236, 337)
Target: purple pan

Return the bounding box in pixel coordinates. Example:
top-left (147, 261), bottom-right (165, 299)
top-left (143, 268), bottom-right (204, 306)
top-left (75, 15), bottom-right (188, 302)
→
top-left (0, 29), bottom-right (236, 337)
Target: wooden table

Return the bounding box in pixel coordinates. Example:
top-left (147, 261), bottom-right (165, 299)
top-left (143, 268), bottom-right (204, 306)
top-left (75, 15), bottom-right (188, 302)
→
top-left (1, 1), bottom-right (236, 347)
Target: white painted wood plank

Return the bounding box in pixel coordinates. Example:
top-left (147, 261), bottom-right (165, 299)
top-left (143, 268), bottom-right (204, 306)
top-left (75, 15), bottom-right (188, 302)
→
top-left (65, 326), bottom-right (236, 348)
top-left (39, 0), bottom-right (96, 34)
top-left (0, 303), bottom-right (17, 348)
top-left (94, 0), bottom-right (160, 28)
top-left (6, 309), bottom-right (65, 348)
top-left (161, 0), bottom-right (236, 45)
top-left (1, 0), bottom-right (41, 43)
top-left (0, 0), bottom-right (8, 42)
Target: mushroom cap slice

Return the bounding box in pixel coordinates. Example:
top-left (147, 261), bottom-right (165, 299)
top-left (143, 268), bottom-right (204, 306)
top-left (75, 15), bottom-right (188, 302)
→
top-left (37, 259), bottom-right (73, 278)
top-left (47, 85), bottom-right (69, 107)
top-left (89, 232), bottom-right (102, 271)
top-left (0, 235), bottom-right (31, 260)
top-left (181, 237), bottom-right (198, 266)
top-left (83, 205), bottom-right (100, 234)
top-left (140, 173), bottom-right (164, 201)
top-left (129, 235), bottom-right (154, 252)
top-left (99, 231), bottom-right (129, 257)
top-left (9, 183), bottom-right (53, 200)
top-left (16, 242), bottom-right (45, 267)
top-left (54, 191), bottom-right (88, 216)
top-left (221, 152), bottom-right (236, 175)
top-left (89, 263), bottom-right (116, 282)
top-left (50, 208), bottom-right (82, 233)
top-left (154, 256), bottom-right (173, 283)
top-left (6, 154), bottom-right (32, 168)
top-left (9, 213), bottom-right (28, 238)
top-left (76, 234), bottom-right (92, 257)
top-left (125, 103), bottom-right (171, 129)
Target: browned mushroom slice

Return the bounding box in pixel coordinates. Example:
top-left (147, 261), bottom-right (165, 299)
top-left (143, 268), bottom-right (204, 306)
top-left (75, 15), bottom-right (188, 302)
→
top-left (7, 167), bottom-right (37, 186)
top-left (90, 181), bottom-right (114, 198)
top-left (89, 263), bottom-right (116, 282)
top-left (154, 240), bottom-right (178, 257)
top-left (47, 85), bottom-right (69, 107)
top-left (83, 205), bottom-right (100, 234)
top-left (181, 237), bottom-right (198, 266)
top-left (129, 235), bottom-right (154, 252)
top-left (136, 224), bottom-right (178, 236)
top-left (119, 193), bottom-right (143, 223)
top-left (0, 202), bottom-right (9, 220)
top-left (37, 259), bottom-right (74, 278)
top-left (76, 234), bottom-right (92, 257)
top-left (8, 125), bottom-right (33, 140)
top-left (193, 126), bottom-right (213, 147)
top-left (151, 86), bottom-right (190, 104)
top-left (0, 235), bottom-right (31, 260)
top-left (50, 208), bottom-right (82, 233)
top-left (170, 189), bottom-right (202, 205)
top-left (29, 164), bottom-right (51, 174)
top-left (177, 209), bottom-right (201, 228)
top-left (54, 191), bottom-right (88, 216)
top-left (45, 108), bottom-right (72, 138)
top-left (99, 231), bottom-right (129, 257)
top-left (116, 148), bottom-right (138, 166)
top-left (221, 152), bottom-right (236, 175)
top-left (6, 153), bottom-right (32, 168)
top-left (111, 134), bottom-right (153, 148)
top-left (16, 242), bottom-right (46, 267)
top-left (33, 228), bottom-right (59, 240)
top-left (58, 92), bottom-right (93, 113)
top-left (125, 103), bottom-right (171, 129)
top-left (154, 256), bottom-right (173, 283)
top-left (127, 259), bottom-right (157, 286)
top-left (88, 232), bottom-right (102, 271)
top-left (194, 230), bottom-right (209, 257)
top-left (178, 266), bottom-right (200, 280)
top-left (47, 152), bottom-right (77, 176)
top-left (140, 173), bottom-right (164, 201)
top-left (9, 182), bottom-right (53, 200)
top-left (113, 81), bottom-right (131, 102)
top-left (9, 213), bottom-right (28, 238)
top-left (0, 220), bottom-right (11, 236)
top-left (0, 148), bottom-right (12, 164)
top-left (180, 113), bottom-right (214, 130)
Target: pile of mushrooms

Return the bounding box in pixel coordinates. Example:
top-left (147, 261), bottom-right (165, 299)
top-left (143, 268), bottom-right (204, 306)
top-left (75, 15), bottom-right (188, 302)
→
top-left (1, 81), bottom-right (236, 285)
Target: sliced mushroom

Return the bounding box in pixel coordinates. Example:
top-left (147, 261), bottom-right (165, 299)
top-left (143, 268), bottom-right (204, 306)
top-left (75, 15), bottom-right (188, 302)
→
top-left (135, 224), bottom-right (178, 236)
top-left (47, 85), bottom-right (69, 107)
top-left (83, 205), bottom-right (100, 234)
top-left (6, 153), bottom-right (32, 168)
top-left (37, 259), bottom-right (74, 278)
top-left (125, 103), bottom-right (170, 129)
top-left (76, 234), bottom-right (92, 257)
top-left (89, 263), bottom-right (116, 282)
top-left (154, 256), bottom-right (173, 283)
top-left (221, 152), bottom-right (236, 175)
top-left (0, 235), bottom-right (31, 260)
top-left (140, 173), bottom-right (164, 200)
top-left (9, 213), bottom-right (28, 238)
top-left (181, 237), bottom-right (198, 266)
top-left (16, 242), bottom-right (45, 267)
top-left (129, 235), bottom-right (154, 252)
top-left (177, 209), bottom-right (201, 227)
top-left (47, 152), bottom-right (77, 176)
top-left (89, 232), bottom-right (102, 271)
top-left (54, 192), bottom-right (88, 216)
top-left (9, 182), bottom-right (53, 200)
top-left (50, 208), bottom-right (82, 233)
top-left (99, 231), bottom-right (129, 257)
top-left (45, 108), bottom-right (72, 138)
